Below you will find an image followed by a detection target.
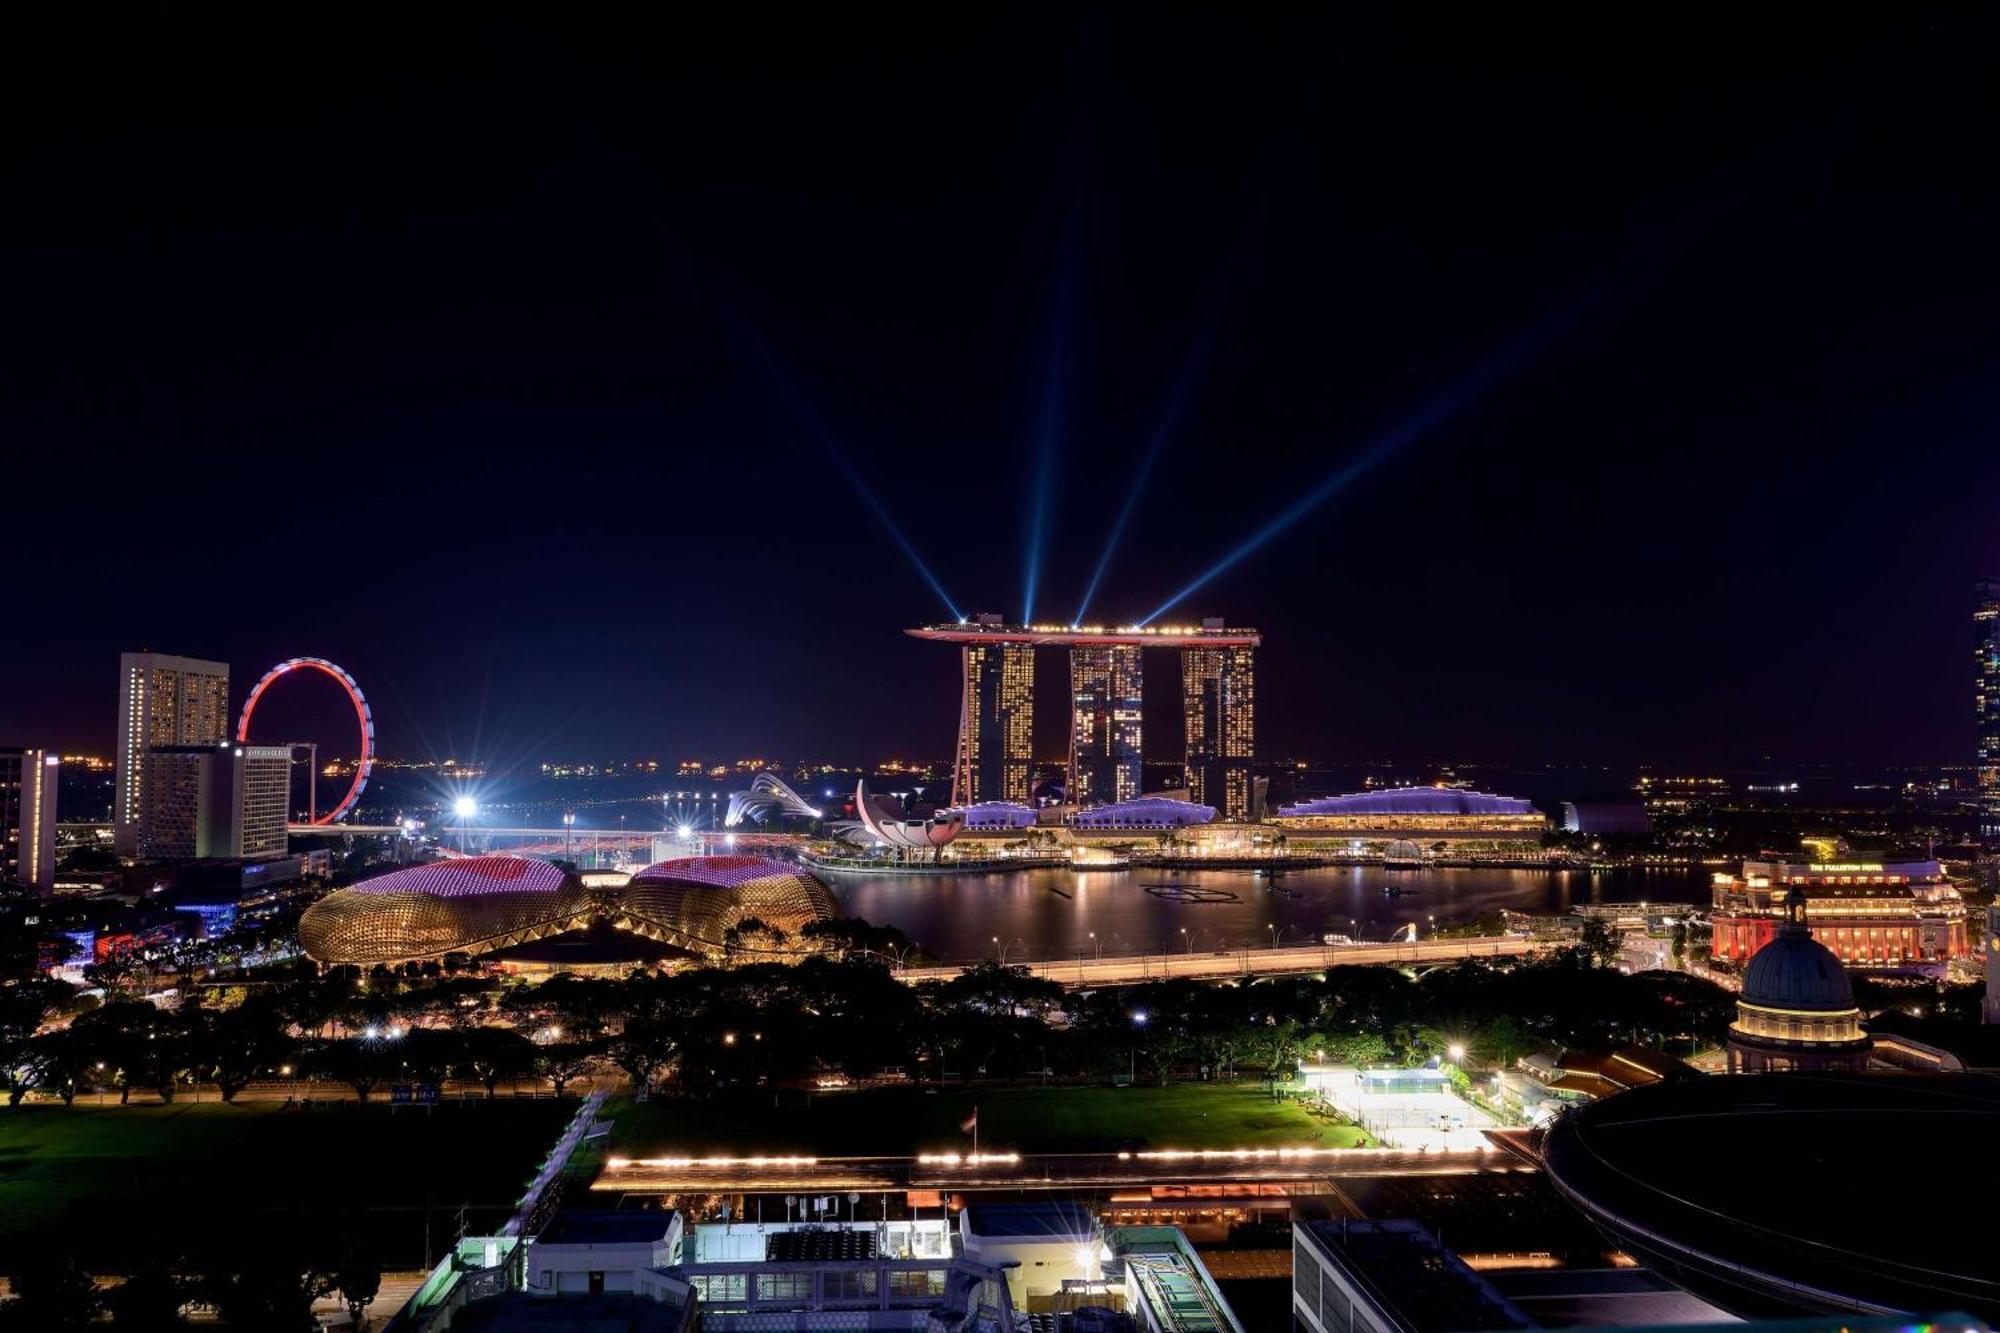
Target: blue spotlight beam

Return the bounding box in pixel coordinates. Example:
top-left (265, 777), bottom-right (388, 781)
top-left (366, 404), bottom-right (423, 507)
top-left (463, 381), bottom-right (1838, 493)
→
top-left (1138, 294), bottom-right (1597, 626)
top-left (1021, 261), bottom-right (1074, 626)
top-left (1071, 312), bottom-right (1218, 627)
top-left (722, 306), bottom-right (965, 622)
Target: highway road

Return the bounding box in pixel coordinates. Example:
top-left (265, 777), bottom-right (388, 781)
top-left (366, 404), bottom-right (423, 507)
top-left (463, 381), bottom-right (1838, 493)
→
top-left (898, 935), bottom-right (1540, 987)
top-left (593, 1145), bottom-right (1524, 1195)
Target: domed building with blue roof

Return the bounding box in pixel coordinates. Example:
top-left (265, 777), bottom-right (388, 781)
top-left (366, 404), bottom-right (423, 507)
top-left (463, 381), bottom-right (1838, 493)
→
top-left (1726, 887), bottom-right (1872, 1073)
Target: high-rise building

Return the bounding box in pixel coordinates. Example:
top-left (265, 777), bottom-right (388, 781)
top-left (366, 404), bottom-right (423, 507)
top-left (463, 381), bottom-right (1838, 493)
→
top-left (910, 620), bottom-right (1261, 815)
top-left (1068, 644), bottom-right (1142, 807)
top-left (115, 652), bottom-right (230, 854)
top-left (140, 743), bottom-right (291, 861)
top-left (0, 748), bottom-right (59, 893)
top-left (1183, 640), bottom-right (1255, 821)
top-left (1978, 577), bottom-right (2000, 847)
top-left (953, 636), bottom-right (1035, 806)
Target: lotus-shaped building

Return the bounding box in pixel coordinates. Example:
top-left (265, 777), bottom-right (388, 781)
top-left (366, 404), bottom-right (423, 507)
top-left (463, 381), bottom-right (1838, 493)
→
top-left (299, 853), bottom-right (836, 966)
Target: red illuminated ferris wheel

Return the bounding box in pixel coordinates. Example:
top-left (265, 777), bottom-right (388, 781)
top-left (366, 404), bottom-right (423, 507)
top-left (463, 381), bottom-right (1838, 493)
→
top-left (236, 657), bottom-right (375, 825)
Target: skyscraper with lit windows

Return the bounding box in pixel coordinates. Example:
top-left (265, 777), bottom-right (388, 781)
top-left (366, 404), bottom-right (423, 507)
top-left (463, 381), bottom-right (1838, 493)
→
top-left (953, 638), bottom-right (1035, 806)
top-left (908, 619), bottom-right (1260, 814)
top-left (140, 743), bottom-right (290, 861)
top-left (1978, 577), bottom-right (2000, 846)
top-left (1183, 641), bottom-right (1255, 820)
top-left (0, 748), bottom-right (58, 893)
top-left (115, 652), bottom-right (231, 854)
top-left (1069, 644), bottom-right (1142, 806)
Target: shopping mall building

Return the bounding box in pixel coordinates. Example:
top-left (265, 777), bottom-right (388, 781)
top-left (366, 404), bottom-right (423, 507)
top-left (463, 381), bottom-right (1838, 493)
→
top-left (1268, 787), bottom-right (1548, 852)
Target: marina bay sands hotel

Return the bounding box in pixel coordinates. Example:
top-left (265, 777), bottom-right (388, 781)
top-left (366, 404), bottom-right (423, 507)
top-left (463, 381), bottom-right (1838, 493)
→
top-left (906, 616), bottom-right (1259, 820)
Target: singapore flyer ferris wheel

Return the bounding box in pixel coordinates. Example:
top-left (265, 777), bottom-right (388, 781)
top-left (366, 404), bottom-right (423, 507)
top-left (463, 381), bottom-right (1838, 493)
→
top-left (236, 657), bottom-right (375, 825)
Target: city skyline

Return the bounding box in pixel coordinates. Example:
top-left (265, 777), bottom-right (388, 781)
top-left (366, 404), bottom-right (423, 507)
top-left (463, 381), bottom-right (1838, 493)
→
top-left (10, 15), bottom-right (2000, 1332)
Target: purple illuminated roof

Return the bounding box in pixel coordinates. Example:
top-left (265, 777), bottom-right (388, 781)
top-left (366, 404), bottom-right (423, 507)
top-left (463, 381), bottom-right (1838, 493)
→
top-left (1071, 797), bottom-right (1216, 827)
top-left (630, 854), bottom-right (801, 887)
top-left (352, 855), bottom-right (569, 897)
top-left (1278, 787), bottom-right (1539, 817)
top-left (956, 801), bottom-right (1037, 829)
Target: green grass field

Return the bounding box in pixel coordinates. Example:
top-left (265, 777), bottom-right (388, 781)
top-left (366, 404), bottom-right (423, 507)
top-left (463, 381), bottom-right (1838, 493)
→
top-left (0, 1098), bottom-right (575, 1272)
top-left (610, 1084), bottom-right (1370, 1156)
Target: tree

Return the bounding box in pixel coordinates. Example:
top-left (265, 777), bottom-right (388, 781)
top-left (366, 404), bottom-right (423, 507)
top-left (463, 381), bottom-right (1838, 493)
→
top-left (333, 1252), bottom-right (381, 1328)
top-left (0, 977), bottom-right (72, 1106)
top-left (26, 1026), bottom-right (97, 1105)
top-left (534, 1038), bottom-right (603, 1096)
top-left (723, 917), bottom-right (791, 962)
top-left (184, 1001), bottom-right (292, 1102)
top-left (800, 916), bottom-right (919, 964)
top-left (1577, 917), bottom-right (1621, 969)
top-left (82, 949), bottom-right (141, 1000)
top-left (69, 1000), bottom-right (174, 1103)
top-left (502, 973), bottom-right (622, 1040)
top-left (454, 1026), bottom-right (536, 1097)
top-left (207, 1256), bottom-right (327, 1332)
top-left (609, 1015), bottom-right (682, 1092)
top-left (0, 1254), bottom-right (99, 1329)
top-left (105, 1265), bottom-right (186, 1330)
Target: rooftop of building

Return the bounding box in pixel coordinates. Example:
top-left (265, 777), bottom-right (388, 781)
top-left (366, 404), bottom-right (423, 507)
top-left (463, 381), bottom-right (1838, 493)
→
top-left (1070, 797), bottom-right (1216, 825)
top-left (1484, 1266), bottom-right (1735, 1329)
top-left (907, 621), bottom-right (1259, 648)
top-left (1275, 787), bottom-right (1541, 818)
top-left (1295, 1219), bottom-right (1535, 1333)
top-left (766, 1228), bottom-right (879, 1262)
top-left (536, 1210), bottom-right (676, 1247)
top-left (1107, 1227), bottom-right (1245, 1333)
top-left (1740, 906), bottom-right (1856, 1013)
top-left (964, 1200), bottom-right (1099, 1240)
top-left (628, 854), bottom-right (810, 887)
top-left (449, 1293), bottom-right (691, 1331)
top-left (1540, 1071), bottom-right (2000, 1319)
top-left (349, 854), bottom-right (569, 897)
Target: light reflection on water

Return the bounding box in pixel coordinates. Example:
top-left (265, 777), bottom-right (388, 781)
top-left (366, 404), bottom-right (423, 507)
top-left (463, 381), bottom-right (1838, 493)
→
top-left (824, 864), bottom-right (1709, 964)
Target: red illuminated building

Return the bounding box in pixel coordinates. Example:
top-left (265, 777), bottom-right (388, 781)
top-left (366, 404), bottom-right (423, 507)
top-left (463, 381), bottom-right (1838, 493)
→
top-left (1711, 858), bottom-right (1968, 969)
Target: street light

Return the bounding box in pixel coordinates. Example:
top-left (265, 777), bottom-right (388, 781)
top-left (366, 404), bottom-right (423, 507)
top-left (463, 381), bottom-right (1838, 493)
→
top-left (452, 795), bottom-right (479, 854)
top-left (1447, 1042), bottom-right (1466, 1064)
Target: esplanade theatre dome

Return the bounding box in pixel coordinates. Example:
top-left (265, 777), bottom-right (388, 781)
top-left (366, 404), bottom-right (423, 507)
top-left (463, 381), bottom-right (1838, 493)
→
top-left (299, 855), bottom-right (587, 966)
top-left (299, 852), bottom-right (836, 967)
top-left (617, 855), bottom-right (838, 956)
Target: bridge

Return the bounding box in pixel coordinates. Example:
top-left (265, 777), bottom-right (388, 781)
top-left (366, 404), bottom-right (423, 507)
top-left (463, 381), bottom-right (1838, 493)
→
top-left (284, 825), bottom-right (807, 860)
top-left (898, 935), bottom-right (1539, 987)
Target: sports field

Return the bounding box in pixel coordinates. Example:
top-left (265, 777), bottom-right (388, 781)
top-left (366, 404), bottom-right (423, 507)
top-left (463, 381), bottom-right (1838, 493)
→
top-left (610, 1083), bottom-right (1370, 1156)
top-left (0, 1098), bottom-right (574, 1272)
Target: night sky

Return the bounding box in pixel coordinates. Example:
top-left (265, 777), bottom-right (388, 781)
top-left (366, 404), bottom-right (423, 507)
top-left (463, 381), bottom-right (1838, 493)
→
top-left (6, 10), bottom-right (2000, 771)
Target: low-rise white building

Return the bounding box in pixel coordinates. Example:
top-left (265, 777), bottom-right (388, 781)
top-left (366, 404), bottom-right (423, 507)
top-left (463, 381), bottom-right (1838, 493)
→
top-left (524, 1210), bottom-right (683, 1297)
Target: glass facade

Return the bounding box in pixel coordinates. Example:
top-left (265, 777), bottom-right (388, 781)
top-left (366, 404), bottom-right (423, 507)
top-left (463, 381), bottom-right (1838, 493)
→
top-left (954, 642), bottom-right (1034, 805)
top-left (138, 743), bottom-right (291, 861)
top-left (1068, 644), bottom-right (1142, 807)
top-left (1182, 645), bottom-right (1255, 820)
top-left (115, 652), bottom-right (229, 854)
top-left (0, 750), bottom-right (57, 892)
